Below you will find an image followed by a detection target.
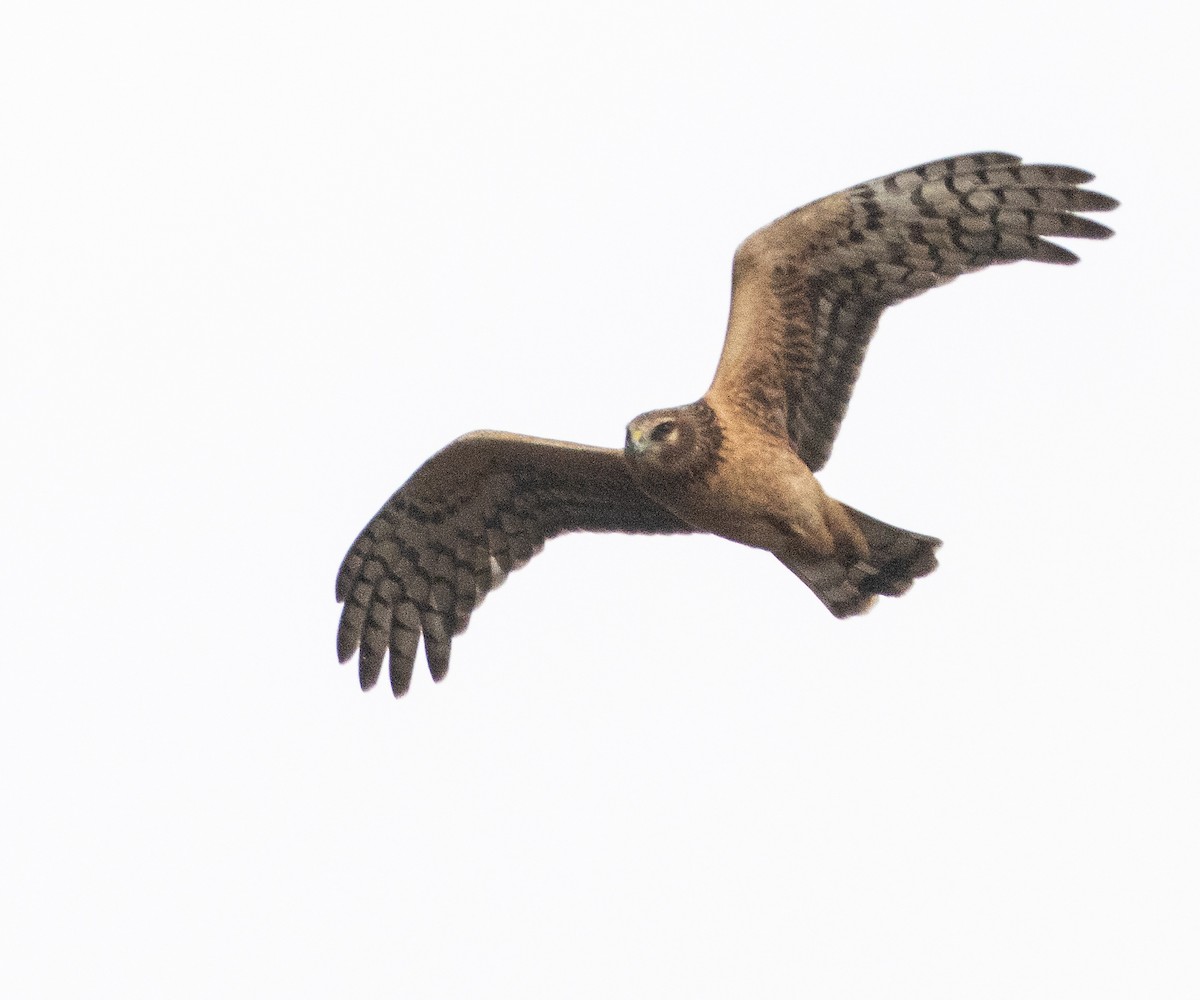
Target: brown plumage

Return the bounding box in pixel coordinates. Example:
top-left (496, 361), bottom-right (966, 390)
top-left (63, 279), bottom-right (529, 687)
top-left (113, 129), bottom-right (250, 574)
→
top-left (336, 152), bottom-right (1116, 694)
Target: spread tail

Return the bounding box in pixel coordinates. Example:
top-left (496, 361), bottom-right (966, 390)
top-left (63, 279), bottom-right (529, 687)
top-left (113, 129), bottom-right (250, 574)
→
top-left (779, 504), bottom-right (941, 618)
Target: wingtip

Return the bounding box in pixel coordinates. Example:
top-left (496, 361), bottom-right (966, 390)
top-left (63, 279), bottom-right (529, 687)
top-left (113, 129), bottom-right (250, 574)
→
top-left (355, 628), bottom-right (387, 686)
top-left (390, 664), bottom-right (413, 698)
top-left (427, 654), bottom-right (450, 683)
top-left (1073, 217), bottom-right (1116, 240)
top-left (1082, 190), bottom-right (1120, 213)
top-left (336, 623), bottom-right (359, 664)
top-left (1032, 238), bottom-right (1081, 265)
top-left (359, 654), bottom-right (382, 691)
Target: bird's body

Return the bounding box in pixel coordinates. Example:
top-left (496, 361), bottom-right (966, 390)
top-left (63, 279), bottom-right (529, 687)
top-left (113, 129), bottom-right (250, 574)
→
top-left (626, 401), bottom-right (846, 558)
top-left (623, 398), bottom-right (936, 618)
top-left (336, 152), bottom-right (1116, 695)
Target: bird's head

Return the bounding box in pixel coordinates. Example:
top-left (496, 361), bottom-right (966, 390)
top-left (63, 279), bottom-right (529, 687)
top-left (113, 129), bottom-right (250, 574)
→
top-left (626, 409), bottom-right (683, 453)
top-left (624, 401), bottom-right (724, 487)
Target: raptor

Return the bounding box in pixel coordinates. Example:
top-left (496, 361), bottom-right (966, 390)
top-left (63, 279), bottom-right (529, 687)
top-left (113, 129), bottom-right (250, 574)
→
top-left (335, 152), bottom-right (1116, 696)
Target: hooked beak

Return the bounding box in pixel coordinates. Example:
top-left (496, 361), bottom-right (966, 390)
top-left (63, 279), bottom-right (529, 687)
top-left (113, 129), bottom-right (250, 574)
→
top-left (625, 426), bottom-right (646, 455)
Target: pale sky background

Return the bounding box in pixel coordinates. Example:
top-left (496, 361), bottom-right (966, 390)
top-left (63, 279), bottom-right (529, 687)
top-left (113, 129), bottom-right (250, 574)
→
top-left (3, 2), bottom-right (1197, 997)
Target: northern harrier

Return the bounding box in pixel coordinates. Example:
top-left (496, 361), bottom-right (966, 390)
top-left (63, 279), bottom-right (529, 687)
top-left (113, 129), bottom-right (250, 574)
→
top-left (336, 152), bottom-right (1116, 696)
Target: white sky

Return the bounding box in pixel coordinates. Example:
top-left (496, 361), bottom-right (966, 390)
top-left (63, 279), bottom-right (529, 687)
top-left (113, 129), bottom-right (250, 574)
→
top-left (3, 2), bottom-right (1197, 997)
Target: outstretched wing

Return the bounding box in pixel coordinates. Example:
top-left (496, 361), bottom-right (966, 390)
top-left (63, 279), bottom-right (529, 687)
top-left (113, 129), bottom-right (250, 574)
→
top-left (709, 152), bottom-right (1117, 471)
top-left (335, 431), bottom-right (692, 696)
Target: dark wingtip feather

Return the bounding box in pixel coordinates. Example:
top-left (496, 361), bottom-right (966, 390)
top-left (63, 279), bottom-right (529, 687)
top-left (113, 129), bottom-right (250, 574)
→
top-left (1030, 164), bottom-right (1095, 184)
top-left (1071, 217), bottom-right (1116, 240)
top-left (336, 612), bottom-right (361, 664)
top-left (359, 646), bottom-right (384, 691)
top-left (1078, 190), bottom-right (1120, 212)
top-left (427, 647), bottom-right (450, 683)
top-left (1030, 238), bottom-right (1080, 265)
top-left (420, 611), bottom-right (452, 682)
top-left (962, 151), bottom-right (1021, 165)
top-left (843, 597), bottom-right (879, 618)
top-left (390, 655), bottom-right (414, 698)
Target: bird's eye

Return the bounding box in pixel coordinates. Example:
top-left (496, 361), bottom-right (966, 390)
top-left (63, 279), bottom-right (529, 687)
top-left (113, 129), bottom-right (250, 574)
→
top-left (649, 421), bottom-right (675, 442)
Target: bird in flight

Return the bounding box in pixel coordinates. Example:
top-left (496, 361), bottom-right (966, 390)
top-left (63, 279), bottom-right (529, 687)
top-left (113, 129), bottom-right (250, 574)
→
top-left (336, 152), bottom-right (1116, 696)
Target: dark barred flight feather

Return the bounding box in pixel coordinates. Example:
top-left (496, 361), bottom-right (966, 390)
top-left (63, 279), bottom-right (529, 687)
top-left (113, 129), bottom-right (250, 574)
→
top-left (335, 433), bottom-right (691, 695)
